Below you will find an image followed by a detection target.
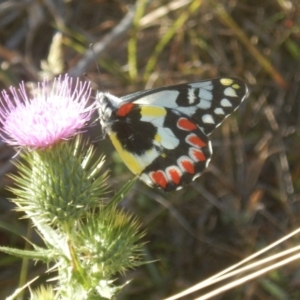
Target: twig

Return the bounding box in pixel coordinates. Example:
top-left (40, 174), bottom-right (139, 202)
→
top-left (68, 6), bottom-right (137, 77)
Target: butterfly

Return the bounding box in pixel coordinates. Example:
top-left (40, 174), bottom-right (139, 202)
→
top-left (97, 78), bottom-right (248, 192)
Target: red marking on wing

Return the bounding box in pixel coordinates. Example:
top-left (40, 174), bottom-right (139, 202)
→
top-left (192, 149), bottom-right (206, 161)
top-left (177, 118), bottom-right (197, 131)
top-left (187, 134), bottom-right (206, 148)
top-left (117, 103), bottom-right (134, 117)
top-left (168, 168), bottom-right (181, 184)
top-left (150, 171), bottom-right (168, 189)
top-left (181, 160), bottom-right (195, 174)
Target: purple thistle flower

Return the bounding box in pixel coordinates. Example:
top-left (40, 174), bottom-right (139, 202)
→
top-left (0, 75), bottom-right (94, 149)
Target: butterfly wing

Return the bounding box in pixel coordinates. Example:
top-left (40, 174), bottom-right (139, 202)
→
top-left (122, 78), bottom-right (248, 135)
top-left (104, 102), bottom-right (212, 191)
top-left (138, 106), bottom-right (212, 191)
top-left (98, 77), bottom-right (247, 191)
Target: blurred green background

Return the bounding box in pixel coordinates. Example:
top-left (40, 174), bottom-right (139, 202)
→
top-left (0, 0), bottom-right (300, 299)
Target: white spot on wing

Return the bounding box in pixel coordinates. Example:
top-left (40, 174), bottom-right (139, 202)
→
top-left (154, 127), bottom-right (180, 149)
top-left (192, 173), bottom-right (202, 180)
top-left (208, 140), bottom-right (212, 155)
top-left (188, 89), bottom-right (197, 104)
top-left (221, 98), bottom-right (232, 107)
top-left (140, 173), bottom-right (153, 186)
top-left (224, 87), bottom-right (238, 97)
top-left (202, 114), bottom-right (215, 124)
top-left (214, 108), bottom-right (225, 115)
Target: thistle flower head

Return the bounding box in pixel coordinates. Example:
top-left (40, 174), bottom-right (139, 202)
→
top-left (0, 75), bottom-right (93, 149)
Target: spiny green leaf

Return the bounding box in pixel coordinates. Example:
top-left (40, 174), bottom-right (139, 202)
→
top-left (0, 246), bottom-right (54, 263)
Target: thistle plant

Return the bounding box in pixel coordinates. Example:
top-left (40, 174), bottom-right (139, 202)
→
top-left (0, 75), bottom-right (144, 300)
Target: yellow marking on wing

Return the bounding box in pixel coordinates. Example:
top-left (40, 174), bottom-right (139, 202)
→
top-left (161, 152), bottom-right (167, 158)
top-left (220, 78), bottom-right (234, 86)
top-left (232, 83), bottom-right (240, 89)
top-left (109, 132), bottom-right (160, 175)
top-left (154, 133), bottom-right (162, 143)
top-left (109, 132), bottom-right (143, 174)
top-left (140, 106), bottom-right (166, 117)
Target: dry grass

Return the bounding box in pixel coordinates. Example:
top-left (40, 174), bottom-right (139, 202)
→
top-left (0, 0), bottom-right (300, 299)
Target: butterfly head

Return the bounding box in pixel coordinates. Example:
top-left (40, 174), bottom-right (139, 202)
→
top-left (96, 92), bottom-right (123, 132)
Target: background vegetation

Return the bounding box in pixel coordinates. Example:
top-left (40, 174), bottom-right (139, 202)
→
top-left (0, 0), bottom-right (299, 299)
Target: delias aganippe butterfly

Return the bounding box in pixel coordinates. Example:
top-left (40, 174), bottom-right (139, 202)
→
top-left (97, 78), bottom-right (248, 192)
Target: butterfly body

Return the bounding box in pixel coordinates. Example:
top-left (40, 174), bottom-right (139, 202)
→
top-left (98, 78), bottom-right (247, 191)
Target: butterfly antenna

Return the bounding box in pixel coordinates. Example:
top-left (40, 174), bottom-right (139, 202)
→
top-left (89, 43), bottom-right (104, 92)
